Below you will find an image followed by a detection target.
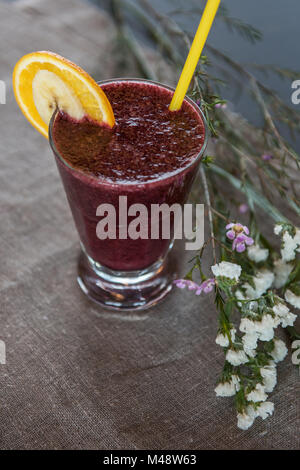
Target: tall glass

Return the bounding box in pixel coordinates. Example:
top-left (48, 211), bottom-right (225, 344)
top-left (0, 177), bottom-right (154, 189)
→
top-left (49, 79), bottom-right (208, 310)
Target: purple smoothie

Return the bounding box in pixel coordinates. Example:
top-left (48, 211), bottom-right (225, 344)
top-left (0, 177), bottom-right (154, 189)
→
top-left (50, 80), bottom-right (206, 271)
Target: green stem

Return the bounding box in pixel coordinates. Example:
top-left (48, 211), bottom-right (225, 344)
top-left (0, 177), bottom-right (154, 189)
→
top-left (210, 164), bottom-right (291, 223)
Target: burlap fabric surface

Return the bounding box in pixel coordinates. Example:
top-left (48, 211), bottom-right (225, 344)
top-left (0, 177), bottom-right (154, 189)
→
top-left (0, 0), bottom-right (299, 450)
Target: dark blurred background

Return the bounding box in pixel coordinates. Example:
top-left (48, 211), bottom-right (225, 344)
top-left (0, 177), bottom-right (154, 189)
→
top-left (5, 0), bottom-right (300, 133)
top-left (90, 0), bottom-right (300, 149)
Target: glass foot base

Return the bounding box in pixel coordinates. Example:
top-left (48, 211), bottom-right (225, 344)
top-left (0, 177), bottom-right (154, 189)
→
top-left (77, 249), bottom-right (177, 311)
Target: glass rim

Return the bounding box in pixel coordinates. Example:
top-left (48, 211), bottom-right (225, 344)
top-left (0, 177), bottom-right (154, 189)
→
top-left (49, 77), bottom-right (209, 186)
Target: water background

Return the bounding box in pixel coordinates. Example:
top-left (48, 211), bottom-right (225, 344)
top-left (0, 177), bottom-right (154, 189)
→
top-left (91, 0), bottom-right (300, 151)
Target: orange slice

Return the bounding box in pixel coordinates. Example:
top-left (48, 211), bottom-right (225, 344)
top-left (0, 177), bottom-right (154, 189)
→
top-left (13, 51), bottom-right (115, 138)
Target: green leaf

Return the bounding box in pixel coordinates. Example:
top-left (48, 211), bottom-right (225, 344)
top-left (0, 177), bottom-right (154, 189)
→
top-left (287, 198), bottom-right (300, 217)
top-left (202, 155), bottom-right (215, 167)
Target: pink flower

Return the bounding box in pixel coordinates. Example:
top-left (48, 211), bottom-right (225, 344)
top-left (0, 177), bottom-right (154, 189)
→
top-left (262, 154), bottom-right (273, 161)
top-left (173, 279), bottom-right (187, 289)
top-left (239, 204), bottom-right (249, 214)
top-left (226, 228), bottom-right (236, 240)
top-left (173, 279), bottom-right (202, 294)
top-left (215, 102), bottom-right (227, 109)
top-left (226, 222), bottom-right (254, 252)
top-left (233, 234), bottom-right (254, 252)
top-left (215, 103), bottom-right (227, 109)
top-left (200, 278), bottom-right (215, 293)
top-left (226, 222), bottom-right (249, 237)
top-left (173, 278), bottom-right (215, 295)
top-left (187, 281), bottom-right (198, 291)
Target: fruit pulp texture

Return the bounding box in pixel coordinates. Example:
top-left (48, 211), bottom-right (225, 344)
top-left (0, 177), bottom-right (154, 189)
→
top-left (53, 81), bottom-right (205, 271)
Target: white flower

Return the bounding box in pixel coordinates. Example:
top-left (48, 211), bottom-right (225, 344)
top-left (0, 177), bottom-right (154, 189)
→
top-left (281, 231), bottom-right (299, 261)
top-left (281, 312), bottom-right (297, 328)
top-left (260, 363), bottom-right (277, 392)
top-left (240, 317), bottom-right (257, 334)
top-left (211, 261), bottom-right (241, 281)
top-left (242, 331), bottom-right (258, 347)
top-left (273, 301), bottom-right (297, 327)
top-left (245, 349), bottom-right (256, 358)
top-left (274, 224), bottom-right (283, 235)
top-left (256, 401), bottom-right (274, 420)
top-left (257, 314), bottom-right (280, 341)
top-left (285, 289), bottom-right (300, 309)
top-left (215, 375), bottom-right (240, 397)
top-left (274, 225), bottom-right (300, 260)
top-left (235, 289), bottom-right (246, 303)
top-left (242, 332), bottom-right (259, 357)
top-left (215, 328), bottom-right (236, 347)
top-left (270, 338), bottom-right (288, 363)
top-left (273, 259), bottom-right (293, 289)
top-left (237, 400), bottom-right (274, 430)
top-left (230, 374), bottom-right (241, 391)
top-left (247, 244), bottom-right (269, 263)
top-left (237, 405), bottom-right (257, 430)
top-left (216, 332), bottom-right (228, 347)
top-left (241, 314), bottom-right (279, 342)
top-left (273, 302), bottom-right (289, 318)
top-left (246, 383), bottom-right (268, 403)
top-left (215, 382), bottom-right (235, 397)
top-left (244, 270), bottom-right (274, 298)
top-left (226, 348), bottom-right (248, 366)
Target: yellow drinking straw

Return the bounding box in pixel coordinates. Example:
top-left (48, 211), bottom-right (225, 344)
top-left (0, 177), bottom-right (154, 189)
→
top-left (169, 0), bottom-right (221, 111)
